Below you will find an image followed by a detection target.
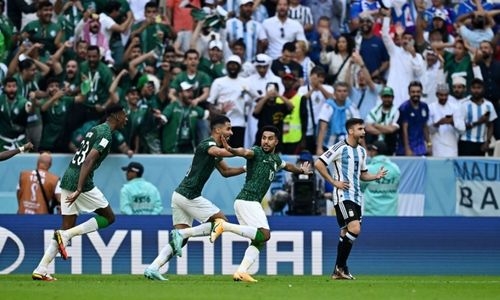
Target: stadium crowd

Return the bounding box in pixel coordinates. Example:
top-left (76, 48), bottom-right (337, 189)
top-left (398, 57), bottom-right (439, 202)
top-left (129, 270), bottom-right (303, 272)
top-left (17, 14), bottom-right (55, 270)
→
top-left (1, 0), bottom-right (499, 157)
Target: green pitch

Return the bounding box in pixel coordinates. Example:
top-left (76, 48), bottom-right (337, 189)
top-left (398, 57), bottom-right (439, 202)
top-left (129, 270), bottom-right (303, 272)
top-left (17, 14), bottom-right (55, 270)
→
top-left (2, 275), bottom-right (499, 300)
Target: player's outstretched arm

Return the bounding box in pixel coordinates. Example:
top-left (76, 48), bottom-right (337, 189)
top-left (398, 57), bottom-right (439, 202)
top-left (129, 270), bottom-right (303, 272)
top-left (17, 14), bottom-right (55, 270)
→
top-left (215, 160), bottom-right (246, 178)
top-left (284, 161), bottom-right (313, 175)
top-left (0, 142), bottom-right (33, 161)
top-left (220, 136), bottom-right (254, 159)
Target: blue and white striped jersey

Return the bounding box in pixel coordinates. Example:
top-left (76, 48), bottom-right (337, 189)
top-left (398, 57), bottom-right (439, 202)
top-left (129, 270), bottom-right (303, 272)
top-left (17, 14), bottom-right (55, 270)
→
top-left (459, 99), bottom-right (498, 143)
top-left (318, 140), bottom-right (368, 206)
top-left (288, 5), bottom-right (314, 27)
top-left (225, 18), bottom-right (265, 62)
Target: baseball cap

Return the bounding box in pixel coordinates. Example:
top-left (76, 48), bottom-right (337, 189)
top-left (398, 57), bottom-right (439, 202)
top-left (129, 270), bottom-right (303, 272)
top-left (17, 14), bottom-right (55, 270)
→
top-left (121, 162), bottom-right (144, 177)
top-left (208, 39), bottom-right (223, 50)
top-left (451, 75), bottom-right (466, 86)
top-left (254, 53), bottom-right (272, 66)
top-left (180, 81), bottom-right (193, 91)
top-left (240, 0), bottom-right (254, 5)
top-left (433, 9), bottom-right (447, 21)
top-left (226, 54), bottom-right (242, 65)
top-left (367, 140), bottom-right (387, 154)
top-left (380, 86), bottom-right (394, 97)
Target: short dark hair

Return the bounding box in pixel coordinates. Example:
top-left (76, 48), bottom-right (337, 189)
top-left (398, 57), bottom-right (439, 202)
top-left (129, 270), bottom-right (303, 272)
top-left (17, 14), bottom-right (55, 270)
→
top-left (46, 77), bottom-right (60, 86)
top-left (37, 1), bottom-right (53, 10)
top-left (145, 1), bottom-right (158, 9)
top-left (261, 125), bottom-right (281, 140)
top-left (105, 104), bottom-right (125, 117)
top-left (471, 78), bottom-right (484, 86)
top-left (233, 38), bottom-right (246, 50)
top-left (408, 80), bottom-right (423, 91)
top-left (345, 118), bottom-right (364, 131)
top-left (210, 115), bottom-right (231, 130)
top-left (104, 1), bottom-right (121, 14)
top-left (184, 49), bottom-right (199, 59)
top-left (3, 76), bottom-right (17, 86)
top-left (282, 41), bottom-right (296, 53)
top-left (87, 45), bottom-right (100, 54)
top-left (310, 66), bottom-right (326, 77)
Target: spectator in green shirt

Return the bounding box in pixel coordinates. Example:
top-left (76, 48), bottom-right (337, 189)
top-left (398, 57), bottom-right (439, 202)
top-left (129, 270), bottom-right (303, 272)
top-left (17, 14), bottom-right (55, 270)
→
top-left (161, 81), bottom-right (208, 153)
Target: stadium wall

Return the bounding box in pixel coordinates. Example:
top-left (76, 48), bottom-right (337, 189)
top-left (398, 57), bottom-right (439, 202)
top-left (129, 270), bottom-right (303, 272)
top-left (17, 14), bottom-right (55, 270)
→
top-left (1, 155), bottom-right (500, 216)
top-left (0, 216), bottom-right (499, 276)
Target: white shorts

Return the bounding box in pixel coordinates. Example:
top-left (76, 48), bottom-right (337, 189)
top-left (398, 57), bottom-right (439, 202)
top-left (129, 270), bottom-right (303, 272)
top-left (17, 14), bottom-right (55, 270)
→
top-left (60, 187), bottom-right (109, 215)
top-left (234, 200), bottom-right (269, 230)
top-left (171, 191), bottom-right (220, 226)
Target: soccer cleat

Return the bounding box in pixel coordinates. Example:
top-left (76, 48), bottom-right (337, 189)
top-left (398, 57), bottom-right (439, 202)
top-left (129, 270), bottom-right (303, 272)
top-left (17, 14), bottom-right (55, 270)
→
top-left (54, 230), bottom-right (69, 260)
top-left (144, 267), bottom-right (168, 281)
top-left (170, 229), bottom-right (184, 257)
top-left (332, 265), bottom-right (356, 280)
top-left (32, 272), bottom-right (57, 281)
top-left (233, 271), bottom-right (258, 283)
top-left (209, 218), bottom-right (225, 243)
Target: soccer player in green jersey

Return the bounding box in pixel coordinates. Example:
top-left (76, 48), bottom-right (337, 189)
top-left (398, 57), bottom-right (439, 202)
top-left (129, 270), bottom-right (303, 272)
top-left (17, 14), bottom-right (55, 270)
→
top-left (210, 125), bottom-right (312, 282)
top-left (144, 115), bottom-right (246, 281)
top-left (32, 104), bottom-right (128, 281)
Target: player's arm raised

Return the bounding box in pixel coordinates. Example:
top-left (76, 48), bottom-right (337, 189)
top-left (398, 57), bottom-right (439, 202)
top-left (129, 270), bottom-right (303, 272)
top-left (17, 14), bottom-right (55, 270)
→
top-left (220, 136), bottom-right (255, 159)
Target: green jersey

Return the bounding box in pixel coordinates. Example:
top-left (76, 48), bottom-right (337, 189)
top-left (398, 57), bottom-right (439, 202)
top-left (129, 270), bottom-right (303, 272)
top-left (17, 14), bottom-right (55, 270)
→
top-left (22, 20), bottom-right (61, 55)
top-left (60, 122), bottom-right (113, 192)
top-left (79, 61), bottom-right (113, 106)
top-left (170, 70), bottom-right (212, 99)
top-left (0, 94), bottom-right (29, 138)
top-left (175, 137), bottom-right (222, 199)
top-left (122, 103), bottom-right (147, 147)
top-left (161, 101), bottom-right (205, 153)
top-left (131, 21), bottom-right (173, 53)
top-left (236, 146), bottom-right (285, 202)
top-left (198, 57), bottom-right (226, 80)
top-left (40, 96), bottom-right (74, 150)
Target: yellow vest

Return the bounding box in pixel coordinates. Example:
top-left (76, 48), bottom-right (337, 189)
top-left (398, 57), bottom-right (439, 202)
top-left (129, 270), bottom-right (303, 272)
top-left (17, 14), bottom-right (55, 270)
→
top-left (282, 94), bottom-right (303, 143)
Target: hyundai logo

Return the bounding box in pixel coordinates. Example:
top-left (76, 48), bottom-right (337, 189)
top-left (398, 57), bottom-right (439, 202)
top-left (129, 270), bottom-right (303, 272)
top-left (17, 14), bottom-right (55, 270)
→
top-left (0, 227), bottom-right (25, 274)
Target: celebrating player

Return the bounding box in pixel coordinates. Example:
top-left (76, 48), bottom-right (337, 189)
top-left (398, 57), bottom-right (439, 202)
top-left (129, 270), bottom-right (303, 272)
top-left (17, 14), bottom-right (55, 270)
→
top-left (210, 125), bottom-right (312, 282)
top-left (32, 104), bottom-right (128, 281)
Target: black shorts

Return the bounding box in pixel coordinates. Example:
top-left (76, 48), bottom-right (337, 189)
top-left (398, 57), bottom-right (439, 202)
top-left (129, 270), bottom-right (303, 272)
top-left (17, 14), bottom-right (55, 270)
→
top-left (335, 200), bottom-right (362, 228)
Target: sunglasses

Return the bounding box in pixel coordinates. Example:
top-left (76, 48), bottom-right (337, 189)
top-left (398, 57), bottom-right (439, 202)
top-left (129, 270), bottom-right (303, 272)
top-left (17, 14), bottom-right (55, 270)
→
top-left (280, 27), bottom-right (284, 38)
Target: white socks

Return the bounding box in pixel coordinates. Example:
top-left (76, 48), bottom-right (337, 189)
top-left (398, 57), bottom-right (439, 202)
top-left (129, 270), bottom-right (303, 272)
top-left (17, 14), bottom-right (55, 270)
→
top-left (65, 218), bottom-right (99, 239)
top-left (179, 222), bottom-right (212, 238)
top-left (34, 239), bottom-right (58, 273)
top-left (149, 243), bottom-right (175, 270)
top-left (237, 245), bottom-right (260, 273)
top-left (222, 222), bottom-right (258, 240)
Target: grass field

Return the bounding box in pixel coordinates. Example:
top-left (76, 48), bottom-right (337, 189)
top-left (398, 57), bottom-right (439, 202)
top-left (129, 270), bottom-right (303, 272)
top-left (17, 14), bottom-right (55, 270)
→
top-left (2, 275), bottom-right (500, 300)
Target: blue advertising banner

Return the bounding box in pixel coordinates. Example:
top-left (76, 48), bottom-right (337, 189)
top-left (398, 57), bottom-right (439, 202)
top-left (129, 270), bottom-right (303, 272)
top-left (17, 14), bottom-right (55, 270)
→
top-left (1, 216), bottom-right (499, 276)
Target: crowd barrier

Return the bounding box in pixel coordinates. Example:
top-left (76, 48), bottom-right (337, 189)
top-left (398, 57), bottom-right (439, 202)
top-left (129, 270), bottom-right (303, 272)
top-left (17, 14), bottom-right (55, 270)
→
top-left (1, 154), bottom-right (499, 216)
top-left (1, 215), bottom-right (498, 275)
